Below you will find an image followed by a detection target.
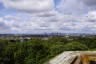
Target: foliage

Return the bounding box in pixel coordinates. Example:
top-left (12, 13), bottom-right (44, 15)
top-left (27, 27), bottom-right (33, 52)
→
top-left (63, 42), bottom-right (89, 51)
top-left (0, 36), bottom-right (96, 64)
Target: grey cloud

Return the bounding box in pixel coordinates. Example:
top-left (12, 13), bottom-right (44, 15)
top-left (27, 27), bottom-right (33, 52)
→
top-left (0, 22), bottom-right (11, 34)
top-left (83, 0), bottom-right (96, 6)
top-left (0, 0), bottom-right (2, 3)
top-left (0, 22), bottom-right (9, 29)
top-left (57, 0), bottom-right (96, 15)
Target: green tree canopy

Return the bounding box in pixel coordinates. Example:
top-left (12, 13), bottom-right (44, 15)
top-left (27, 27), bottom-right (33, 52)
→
top-left (63, 42), bottom-right (89, 51)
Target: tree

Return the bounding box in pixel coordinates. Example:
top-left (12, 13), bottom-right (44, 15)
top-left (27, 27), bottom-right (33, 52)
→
top-left (63, 42), bottom-right (89, 51)
top-left (49, 45), bottom-right (65, 57)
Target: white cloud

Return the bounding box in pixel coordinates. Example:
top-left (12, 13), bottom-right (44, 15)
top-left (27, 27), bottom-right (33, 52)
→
top-left (2, 0), bottom-right (54, 13)
top-left (87, 11), bottom-right (96, 19)
top-left (0, 13), bottom-right (96, 34)
top-left (0, 17), bottom-right (3, 21)
top-left (1, 0), bottom-right (96, 34)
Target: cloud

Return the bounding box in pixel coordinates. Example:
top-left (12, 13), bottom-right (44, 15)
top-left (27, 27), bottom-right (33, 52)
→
top-left (2, 0), bottom-right (54, 13)
top-left (0, 13), bottom-right (96, 34)
top-left (0, 0), bottom-right (2, 3)
top-left (56, 0), bottom-right (96, 15)
top-left (82, 0), bottom-right (96, 6)
top-left (1, 0), bottom-right (96, 34)
top-left (56, 0), bottom-right (86, 14)
top-left (0, 17), bottom-right (11, 33)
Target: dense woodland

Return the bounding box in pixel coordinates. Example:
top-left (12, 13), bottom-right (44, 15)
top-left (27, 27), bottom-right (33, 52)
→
top-left (0, 36), bottom-right (96, 64)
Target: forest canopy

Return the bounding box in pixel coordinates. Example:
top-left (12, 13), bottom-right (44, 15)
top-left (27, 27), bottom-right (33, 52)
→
top-left (0, 36), bottom-right (96, 64)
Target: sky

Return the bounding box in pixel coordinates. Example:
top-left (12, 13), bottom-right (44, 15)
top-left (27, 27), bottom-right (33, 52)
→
top-left (0, 0), bottom-right (96, 34)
